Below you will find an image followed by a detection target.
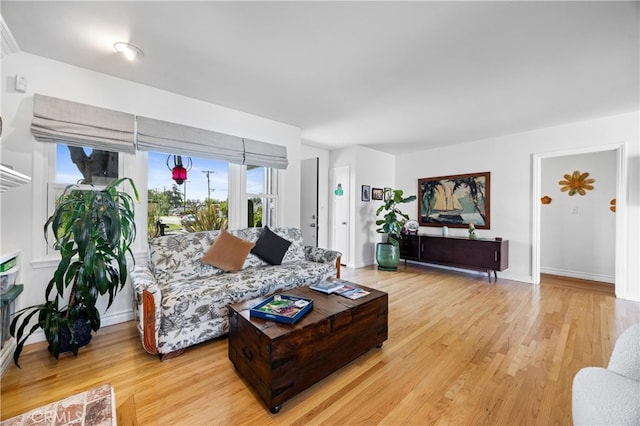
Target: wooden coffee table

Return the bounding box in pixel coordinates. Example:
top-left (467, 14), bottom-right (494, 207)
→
top-left (228, 284), bottom-right (388, 413)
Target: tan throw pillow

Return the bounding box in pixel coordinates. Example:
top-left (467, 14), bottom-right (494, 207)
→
top-left (201, 230), bottom-right (255, 272)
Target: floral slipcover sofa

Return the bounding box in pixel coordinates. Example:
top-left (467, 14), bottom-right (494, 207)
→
top-left (130, 227), bottom-right (341, 359)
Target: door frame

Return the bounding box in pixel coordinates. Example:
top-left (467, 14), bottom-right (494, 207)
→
top-left (300, 157), bottom-right (319, 247)
top-left (531, 142), bottom-right (627, 297)
top-left (330, 166), bottom-right (350, 266)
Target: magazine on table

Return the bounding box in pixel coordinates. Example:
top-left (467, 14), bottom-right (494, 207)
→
top-left (332, 283), bottom-right (370, 300)
top-left (309, 279), bottom-right (346, 294)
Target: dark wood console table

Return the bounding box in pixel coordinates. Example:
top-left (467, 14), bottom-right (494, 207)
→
top-left (399, 234), bottom-right (508, 282)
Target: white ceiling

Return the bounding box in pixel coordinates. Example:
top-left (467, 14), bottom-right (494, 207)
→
top-left (2, 1), bottom-right (638, 154)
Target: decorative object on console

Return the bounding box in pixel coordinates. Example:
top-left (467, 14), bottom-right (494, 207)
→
top-left (559, 170), bottom-right (595, 196)
top-left (418, 171), bottom-right (490, 229)
top-left (333, 183), bottom-right (344, 196)
top-left (375, 189), bottom-right (417, 271)
top-left (10, 178), bottom-right (138, 367)
top-left (403, 219), bottom-right (419, 235)
top-left (166, 154), bottom-right (192, 185)
top-left (468, 223), bottom-right (478, 240)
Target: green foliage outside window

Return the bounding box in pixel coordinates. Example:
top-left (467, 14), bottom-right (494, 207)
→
top-left (182, 200), bottom-right (228, 232)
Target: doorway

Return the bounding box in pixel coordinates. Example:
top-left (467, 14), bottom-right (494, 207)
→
top-left (532, 143), bottom-right (627, 297)
top-left (330, 166), bottom-right (350, 266)
top-left (300, 157), bottom-right (319, 247)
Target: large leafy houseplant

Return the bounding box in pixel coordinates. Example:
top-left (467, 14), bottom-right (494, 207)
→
top-left (375, 189), bottom-right (416, 270)
top-left (375, 189), bottom-right (417, 245)
top-left (11, 177), bottom-right (138, 367)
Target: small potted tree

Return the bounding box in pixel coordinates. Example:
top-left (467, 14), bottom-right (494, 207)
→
top-left (375, 189), bottom-right (416, 270)
top-left (11, 178), bottom-right (138, 367)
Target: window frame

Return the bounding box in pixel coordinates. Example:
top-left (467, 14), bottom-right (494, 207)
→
top-left (32, 142), bottom-right (134, 267)
top-left (31, 143), bottom-right (282, 267)
top-left (245, 166), bottom-right (279, 229)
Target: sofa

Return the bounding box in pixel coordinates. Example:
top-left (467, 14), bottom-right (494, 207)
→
top-left (131, 227), bottom-right (341, 360)
top-left (572, 323), bottom-right (640, 425)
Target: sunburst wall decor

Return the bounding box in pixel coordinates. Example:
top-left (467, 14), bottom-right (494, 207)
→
top-left (559, 171), bottom-right (595, 196)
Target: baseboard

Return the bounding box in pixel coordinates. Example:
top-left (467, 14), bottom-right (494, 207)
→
top-left (1, 338), bottom-right (17, 377)
top-left (17, 309), bottom-right (134, 346)
top-left (354, 257), bottom-right (376, 269)
top-left (540, 267), bottom-right (614, 284)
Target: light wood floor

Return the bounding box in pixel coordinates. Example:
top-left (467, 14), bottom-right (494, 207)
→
top-left (2, 264), bottom-right (639, 425)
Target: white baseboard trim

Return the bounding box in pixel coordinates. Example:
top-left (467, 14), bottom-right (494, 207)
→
top-left (540, 267), bottom-right (614, 284)
top-left (1, 338), bottom-right (17, 377)
top-left (14, 309), bottom-right (134, 346)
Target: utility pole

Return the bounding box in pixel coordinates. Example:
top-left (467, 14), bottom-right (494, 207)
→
top-left (183, 180), bottom-right (190, 214)
top-left (202, 170), bottom-right (215, 201)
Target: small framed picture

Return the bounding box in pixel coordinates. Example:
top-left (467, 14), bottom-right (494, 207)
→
top-left (361, 185), bottom-right (371, 202)
top-left (372, 188), bottom-right (384, 200)
top-left (384, 187), bottom-right (392, 201)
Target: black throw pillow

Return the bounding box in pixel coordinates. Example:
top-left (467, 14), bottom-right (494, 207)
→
top-left (251, 226), bottom-right (292, 265)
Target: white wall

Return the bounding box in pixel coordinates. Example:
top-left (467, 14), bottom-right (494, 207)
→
top-left (0, 52), bottom-right (302, 339)
top-left (541, 151), bottom-right (616, 282)
top-left (394, 111), bottom-right (639, 301)
top-left (353, 146), bottom-right (396, 268)
top-left (301, 144), bottom-right (330, 248)
top-left (329, 146), bottom-right (396, 268)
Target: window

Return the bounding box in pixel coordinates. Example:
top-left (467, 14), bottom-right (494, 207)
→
top-left (147, 151), bottom-right (229, 238)
top-left (43, 144), bottom-right (123, 257)
top-left (246, 166), bottom-right (278, 228)
top-left (55, 144), bottom-right (119, 185)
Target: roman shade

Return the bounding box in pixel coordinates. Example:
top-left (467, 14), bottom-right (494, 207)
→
top-left (243, 138), bottom-right (288, 169)
top-left (30, 95), bottom-right (289, 169)
top-left (136, 116), bottom-right (246, 164)
top-left (31, 94), bottom-right (135, 153)
top-left (137, 116), bottom-right (288, 169)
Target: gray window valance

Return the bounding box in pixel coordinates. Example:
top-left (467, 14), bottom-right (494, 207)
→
top-left (136, 116), bottom-right (246, 164)
top-left (243, 138), bottom-right (288, 169)
top-left (31, 94), bottom-right (289, 169)
top-left (137, 116), bottom-right (288, 169)
top-left (31, 94), bottom-right (135, 154)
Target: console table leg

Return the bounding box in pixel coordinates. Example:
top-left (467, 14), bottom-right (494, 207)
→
top-left (494, 270), bottom-right (498, 282)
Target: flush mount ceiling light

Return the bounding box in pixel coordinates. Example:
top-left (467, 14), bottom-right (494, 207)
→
top-left (113, 42), bottom-right (144, 61)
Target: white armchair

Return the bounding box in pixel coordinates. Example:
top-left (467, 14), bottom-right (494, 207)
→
top-left (572, 323), bottom-right (640, 425)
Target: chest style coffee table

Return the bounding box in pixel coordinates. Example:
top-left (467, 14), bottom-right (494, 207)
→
top-left (228, 284), bottom-right (388, 413)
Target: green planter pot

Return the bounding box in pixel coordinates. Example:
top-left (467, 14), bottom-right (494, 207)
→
top-left (376, 242), bottom-right (399, 271)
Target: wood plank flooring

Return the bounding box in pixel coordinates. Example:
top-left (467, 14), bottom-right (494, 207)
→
top-left (2, 264), bottom-right (639, 425)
